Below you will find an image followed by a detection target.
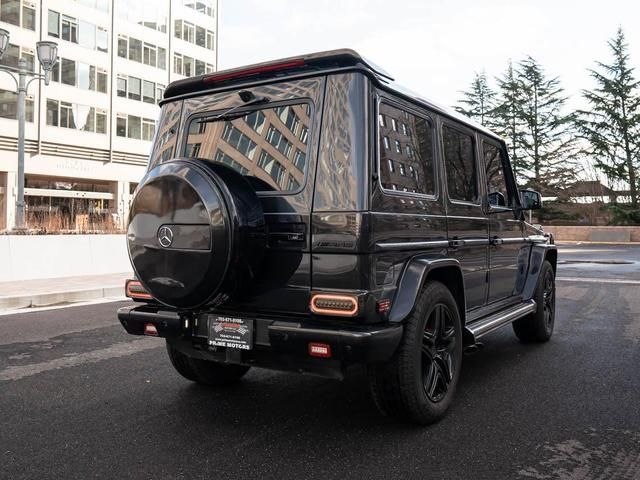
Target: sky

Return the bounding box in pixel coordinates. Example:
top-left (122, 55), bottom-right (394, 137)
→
top-left (218, 0), bottom-right (640, 111)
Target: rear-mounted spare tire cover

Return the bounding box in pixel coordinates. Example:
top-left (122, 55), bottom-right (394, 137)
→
top-left (127, 158), bottom-right (265, 308)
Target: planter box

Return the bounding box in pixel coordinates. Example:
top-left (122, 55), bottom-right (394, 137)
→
top-left (0, 234), bottom-right (131, 282)
top-left (543, 226), bottom-right (640, 243)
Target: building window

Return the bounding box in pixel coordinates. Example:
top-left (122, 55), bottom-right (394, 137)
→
top-left (214, 150), bottom-right (249, 175)
top-left (395, 140), bottom-right (401, 153)
top-left (49, 12), bottom-right (107, 52)
top-left (46, 98), bottom-right (108, 134)
top-left (258, 151), bottom-right (285, 185)
top-left (116, 76), bottom-right (126, 97)
top-left (61, 58), bottom-right (76, 86)
top-left (117, 74), bottom-right (161, 105)
top-left (379, 114), bottom-right (386, 127)
top-left (128, 37), bottom-right (142, 63)
top-left (48, 10), bottom-right (60, 37)
top-left (115, 0), bottom-right (167, 33)
top-left (276, 106), bottom-right (300, 135)
top-left (0, 89), bottom-right (33, 122)
top-left (391, 118), bottom-right (397, 131)
top-left (142, 118), bottom-right (155, 141)
top-left (266, 126), bottom-right (293, 158)
top-left (245, 110), bottom-right (265, 134)
top-left (293, 149), bottom-right (306, 171)
top-left (118, 35), bottom-right (165, 69)
top-left (183, 0), bottom-right (215, 17)
top-left (173, 51), bottom-right (213, 77)
top-left (50, 57), bottom-right (108, 93)
top-left (299, 126), bottom-right (308, 144)
top-left (143, 80), bottom-right (155, 104)
top-left (0, 43), bottom-right (34, 71)
top-left (61, 15), bottom-right (78, 43)
top-left (116, 114), bottom-right (155, 140)
top-left (0, 0), bottom-right (35, 30)
top-left (128, 76), bottom-right (141, 101)
top-left (143, 43), bottom-right (157, 67)
top-left (222, 124), bottom-right (257, 160)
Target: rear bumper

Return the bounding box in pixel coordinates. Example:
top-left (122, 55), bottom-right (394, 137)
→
top-left (118, 304), bottom-right (402, 377)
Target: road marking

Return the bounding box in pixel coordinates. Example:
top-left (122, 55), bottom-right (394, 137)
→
top-left (0, 297), bottom-right (130, 317)
top-left (557, 277), bottom-right (640, 285)
top-left (0, 338), bottom-right (161, 381)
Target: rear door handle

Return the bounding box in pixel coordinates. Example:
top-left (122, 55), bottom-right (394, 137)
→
top-left (491, 236), bottom-right (504, 246)
top-left (449, 239), bottom-right (466, 249)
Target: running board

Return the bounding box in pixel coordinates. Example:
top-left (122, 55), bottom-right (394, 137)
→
top-left (465, 300), bottom-right (537, 342)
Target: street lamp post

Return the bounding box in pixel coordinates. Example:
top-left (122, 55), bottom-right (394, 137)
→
top-left (0, 29), bottom-right (57, 230)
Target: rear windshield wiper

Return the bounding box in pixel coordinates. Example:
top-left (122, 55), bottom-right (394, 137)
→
top-left (200, 91), bottom-right (269, 123)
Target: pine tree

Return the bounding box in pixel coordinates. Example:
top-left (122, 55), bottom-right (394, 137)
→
top-left (516, 56), bottom-right (578, 191)
top-left (577, 27), bottom-right (640, 207)
top-left (492, 61), bottom-right (527, 181)
top-left (454, 71), bottom-right (496, 126)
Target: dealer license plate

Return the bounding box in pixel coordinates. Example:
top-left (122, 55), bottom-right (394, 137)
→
top-left (208, 315), bottom-right (254, 350)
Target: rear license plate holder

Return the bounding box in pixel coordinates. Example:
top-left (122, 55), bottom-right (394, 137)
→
top-left (208, 315), bottom-right (254, 350)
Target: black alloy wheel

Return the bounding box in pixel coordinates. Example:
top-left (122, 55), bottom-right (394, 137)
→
top-left (542, 268), bottom-right (555, 331)
top-left (368, 281), bottom-right (463, 425)
top-left (422, 303), bottom-right (457, 403)
top-left (513, 260), bottom-right (555, 343)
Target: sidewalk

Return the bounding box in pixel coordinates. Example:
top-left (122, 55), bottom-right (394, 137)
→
top-left (0, 272), bottom-right (132, 310)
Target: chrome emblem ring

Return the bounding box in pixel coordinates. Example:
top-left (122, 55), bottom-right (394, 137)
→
top-left (157, 226), bottom-right (174, 248)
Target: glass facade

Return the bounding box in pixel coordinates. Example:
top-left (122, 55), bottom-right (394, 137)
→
top-left (0, 0), bottom-right (218, 229)
top-left (0, 88), bottom-right (33, 122)
top-left (46, 99), bottom-right (107, 134)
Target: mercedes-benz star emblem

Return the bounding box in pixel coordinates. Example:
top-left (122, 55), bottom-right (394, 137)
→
top-left (157, 226), bottom-right (174, 248)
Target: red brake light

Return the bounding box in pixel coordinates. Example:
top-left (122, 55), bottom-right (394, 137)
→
top-left (144, 323), bottom-right (159, 336)
top-left (203, 59), bottom-right (306, 84)
top-left (308, 343), bottom-right (332, 358)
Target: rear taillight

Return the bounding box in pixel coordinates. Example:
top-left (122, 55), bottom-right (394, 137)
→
top-left (125, 279), bottom-right (152, 300)
top-left (310, 294), bottom-right (358, 317)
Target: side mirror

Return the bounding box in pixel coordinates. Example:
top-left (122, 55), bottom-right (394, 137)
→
top-left (520, 189), bottom-right (542, 210)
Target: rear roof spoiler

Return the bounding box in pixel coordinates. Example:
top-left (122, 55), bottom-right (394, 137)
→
top-left (163, 49), bottom-right (394, 100)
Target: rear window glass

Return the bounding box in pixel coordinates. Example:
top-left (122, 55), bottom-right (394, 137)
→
top-left (184, 102), bottom-right (311, 193)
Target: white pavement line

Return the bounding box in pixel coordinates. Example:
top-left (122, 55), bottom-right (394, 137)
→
top-left (557, 277), bottom-right (640, 285)
top-left (0, 338), bottom-right (162, 381)
top-left (0, 296), bottom-right (129, 317)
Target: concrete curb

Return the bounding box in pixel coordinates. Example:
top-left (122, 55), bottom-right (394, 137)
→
top-left (0, 285), bottom-right (124, 310)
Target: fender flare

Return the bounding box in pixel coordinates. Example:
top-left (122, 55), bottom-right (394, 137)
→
top-left (522, 244), bottom-right (558, 300)
top-left (389, 256), bottom-right (465, 324)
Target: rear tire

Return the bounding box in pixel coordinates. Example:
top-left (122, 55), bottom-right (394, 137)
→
top-left (513, 260), bottom-right (555, 343)
top-left (166, 342), bottom-right (250, 386)
top-left (369, 281), bottom-right (463, 425)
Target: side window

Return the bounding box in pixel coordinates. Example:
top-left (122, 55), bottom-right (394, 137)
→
top-left (442, 125), bottom-right (478, 203)
top-left (483, 141), bottom-right (511, 208)
top-left (378, 102), bottom-right (435, 195)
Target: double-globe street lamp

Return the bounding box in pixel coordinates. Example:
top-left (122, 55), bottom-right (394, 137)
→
top-left (0, 29), bottom-right (57, 230)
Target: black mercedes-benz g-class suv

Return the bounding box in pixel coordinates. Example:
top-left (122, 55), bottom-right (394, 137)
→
top-left (119, 49), bottom-right (557, 424)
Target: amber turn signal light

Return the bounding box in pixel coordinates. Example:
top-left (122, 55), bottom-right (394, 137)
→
top-left (310, 293), bottom-right (358, 316)
top-left (125, 279), bottom-right (152, 300)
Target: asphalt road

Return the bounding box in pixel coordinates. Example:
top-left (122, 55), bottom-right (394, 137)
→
top-left (1, 243), bottom-right (639, 479)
